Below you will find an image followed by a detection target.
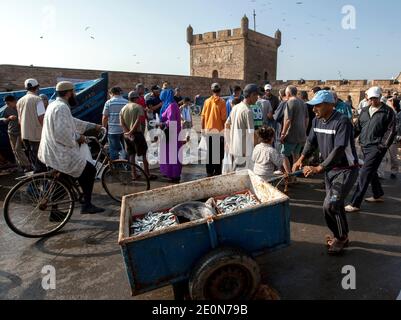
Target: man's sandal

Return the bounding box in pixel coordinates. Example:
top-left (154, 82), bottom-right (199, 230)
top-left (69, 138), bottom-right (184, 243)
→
top-left (328, 238), bottom-right (350, 255)
top-left (326, 235), bottom-right (350, 248)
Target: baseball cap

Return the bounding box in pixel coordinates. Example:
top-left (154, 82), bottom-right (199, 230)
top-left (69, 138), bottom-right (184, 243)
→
top-left (264, 84), bottom-right (272, 91)
top-left (211, 83), bottom-right (221, 91)
top-left (307, 90), bottom-right (335, 106)
top-left (39, 94), bottom-right (49, 100)
top-left (244, 84), bottom-right (262, 97)
top-left (128, 91), bottom-right (140, 99)
top-left (24, 78), bottom-right (39, 89)
top-left (56, 81), bottom-right (74, 92)
top-left (151, 85), bottom-right (161, 91)
top-left (367, 87), bottom-right (382, 99)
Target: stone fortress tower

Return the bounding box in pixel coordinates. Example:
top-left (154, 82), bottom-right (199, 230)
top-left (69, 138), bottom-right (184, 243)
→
top-left (187, 15), bottom-right (281, 83)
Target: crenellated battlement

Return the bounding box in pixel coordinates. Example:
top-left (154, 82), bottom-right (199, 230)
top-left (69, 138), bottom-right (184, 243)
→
top-left (190, 28), bottom-right (243, 44)
top-left (190, 27), bottom-right (280, 47)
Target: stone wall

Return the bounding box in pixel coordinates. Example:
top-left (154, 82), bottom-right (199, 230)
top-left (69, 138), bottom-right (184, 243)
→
top-left (269, 79), bottom-right (401, 106)
top-left (190, 36), bottom-right (245, 80)
top-left (245, 30), bottom-right (280, 82)
top-left (0, 64), bottom-right (245, 99)
top-left (1, 64), bottom-right (400, 108)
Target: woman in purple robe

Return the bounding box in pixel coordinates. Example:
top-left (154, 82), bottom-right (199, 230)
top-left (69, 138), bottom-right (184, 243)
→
top-left (160, 89), bottom-right (183, 182)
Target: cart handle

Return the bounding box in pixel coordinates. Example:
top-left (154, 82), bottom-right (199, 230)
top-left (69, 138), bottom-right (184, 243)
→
top-left (266, 170), bottom-right (304, 184)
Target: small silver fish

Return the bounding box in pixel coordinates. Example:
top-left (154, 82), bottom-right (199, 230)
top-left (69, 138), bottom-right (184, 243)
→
top-left (217, 193), bottom-right (259, 215)
top-left (131, 211), bottom-right (178, 236)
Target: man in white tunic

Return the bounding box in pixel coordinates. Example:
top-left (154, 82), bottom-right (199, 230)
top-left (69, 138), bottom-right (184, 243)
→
top-left (38, 81), bottom-right (105, 215)
top-left (224, 84), bottom-right (258, 172)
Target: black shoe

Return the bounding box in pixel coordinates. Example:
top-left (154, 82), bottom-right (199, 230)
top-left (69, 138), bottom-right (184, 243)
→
top-left (49, 210), bottom-right (68, 223)
top-left (81, 204), bottom-right (105, 215)
top-left (391, 174), bottom-right (397, 179)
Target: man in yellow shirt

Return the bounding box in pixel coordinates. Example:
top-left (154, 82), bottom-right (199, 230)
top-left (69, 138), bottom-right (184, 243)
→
top-left (201, 83), bottom-right (227, 176)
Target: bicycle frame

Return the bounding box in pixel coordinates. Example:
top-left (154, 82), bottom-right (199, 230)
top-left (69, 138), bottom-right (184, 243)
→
top-left (87, 136), bottom-right (112, 177)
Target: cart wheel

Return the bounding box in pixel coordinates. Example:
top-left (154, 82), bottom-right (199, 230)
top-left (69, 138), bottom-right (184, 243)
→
top-left (189, 247), bottom-right (261, 301)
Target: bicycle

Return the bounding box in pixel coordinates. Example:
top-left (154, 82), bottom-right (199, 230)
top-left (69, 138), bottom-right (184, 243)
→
top-left (3, 129), bottom-right (150, 238)
top-left (92, 130), bottom-right (150, 202)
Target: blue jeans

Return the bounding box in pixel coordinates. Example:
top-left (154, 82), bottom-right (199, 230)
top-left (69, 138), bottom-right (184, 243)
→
top-left (108, 134), bottom-right (126, 161)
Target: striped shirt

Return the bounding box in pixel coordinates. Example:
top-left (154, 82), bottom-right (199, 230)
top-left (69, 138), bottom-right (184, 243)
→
top-left (306, 111), bottom-right (358, 168)
top-left (103, 96), bottom-right (128, 134)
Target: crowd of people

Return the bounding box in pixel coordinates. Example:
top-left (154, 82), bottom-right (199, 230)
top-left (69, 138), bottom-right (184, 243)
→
top-left (201, 82), bottom-right (401, 255)
top-left (0, 79), bottom-right (198, 217)
top-left (1, 77), bottom-right (401, 254)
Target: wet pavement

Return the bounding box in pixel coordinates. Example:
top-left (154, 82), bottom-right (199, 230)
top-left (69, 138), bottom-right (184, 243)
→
top-left (0, 163), bottom-right (400, 300)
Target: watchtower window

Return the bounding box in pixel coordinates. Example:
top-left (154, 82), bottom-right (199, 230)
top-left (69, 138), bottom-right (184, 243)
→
top-left (212, 70), bottom-right (219, 78)
top-left (229, 53), bottom-right (233, 61)
top-left (264, 72), bottom-right (268, 81)
top-left (257, 74), bottom-right (261, 81)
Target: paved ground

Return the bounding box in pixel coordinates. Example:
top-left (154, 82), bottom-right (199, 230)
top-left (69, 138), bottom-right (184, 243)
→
top-left (0, 160), bottom-right (400, 300)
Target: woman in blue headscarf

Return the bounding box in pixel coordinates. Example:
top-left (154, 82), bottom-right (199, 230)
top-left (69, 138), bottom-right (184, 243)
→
top-left (159, 89), bottom-right (183, 182)
top-left (160, 89), bottom-right (175, 118)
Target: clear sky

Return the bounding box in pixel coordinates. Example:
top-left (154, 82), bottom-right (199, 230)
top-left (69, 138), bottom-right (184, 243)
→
top-left (1, 0), bottom-right (400, 81)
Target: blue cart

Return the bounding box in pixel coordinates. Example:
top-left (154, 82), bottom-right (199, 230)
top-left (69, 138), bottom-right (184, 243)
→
top-left (119, 171), bottom-right (291, 300)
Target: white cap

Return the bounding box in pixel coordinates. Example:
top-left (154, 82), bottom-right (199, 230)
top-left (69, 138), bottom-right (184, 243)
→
top-left (381, 96), bottom-right (387, 103)
top-left (24, 78), bottom-right (39, 89)
top-left (264, 84), bottom-right (272, 91)
top-left (367, 87), bottom-right (382, 99)
top-left (211, 83), bottom-right (221, 91)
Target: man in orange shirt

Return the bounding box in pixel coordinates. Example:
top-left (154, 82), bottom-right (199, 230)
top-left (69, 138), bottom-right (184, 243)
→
top-left (201, 83), bottom-right (227, 177)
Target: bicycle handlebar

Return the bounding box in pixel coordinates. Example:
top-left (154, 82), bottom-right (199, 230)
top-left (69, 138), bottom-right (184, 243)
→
top-left (84, 127), bottom-right (107, 145)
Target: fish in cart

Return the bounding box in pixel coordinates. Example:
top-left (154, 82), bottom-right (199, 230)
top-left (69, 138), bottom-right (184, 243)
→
top-left (131, 212), bottom-right (178, 236)
top-left (130, 201), bottom-right (217, 236)
top-left (130, 191), bottom-right (260, 237)
top-left (216, 192), bottom-right (260, 215)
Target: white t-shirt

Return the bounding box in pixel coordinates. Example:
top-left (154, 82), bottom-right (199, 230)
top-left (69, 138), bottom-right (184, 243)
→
top-left (252, 143), bottom-right (284, 176)
top-left (37, 100), bottom-right (46, 116)
top-left (369, 105), bottom-right (381, 117)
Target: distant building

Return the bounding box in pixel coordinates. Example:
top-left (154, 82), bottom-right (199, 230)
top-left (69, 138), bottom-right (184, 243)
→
top-left (187, 15), bottom-right (281, 83)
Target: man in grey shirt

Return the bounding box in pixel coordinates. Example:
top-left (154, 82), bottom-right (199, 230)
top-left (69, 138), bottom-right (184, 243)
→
top-left (0, 96), bottom-right (30, 171)
top-left (280, 86), bottom-right (309, 174)
top-left (257, 89), bottom-right (273, 126)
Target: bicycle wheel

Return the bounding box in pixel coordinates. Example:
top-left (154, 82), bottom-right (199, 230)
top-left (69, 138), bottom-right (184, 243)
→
top-left (3, 175), bottom-right (75, 238)
top-left (101, 160), bottom-right (150, 203)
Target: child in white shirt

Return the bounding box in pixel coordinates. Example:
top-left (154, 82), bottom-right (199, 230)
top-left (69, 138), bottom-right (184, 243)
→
top-left (252, 126), bottom-right (284, 179)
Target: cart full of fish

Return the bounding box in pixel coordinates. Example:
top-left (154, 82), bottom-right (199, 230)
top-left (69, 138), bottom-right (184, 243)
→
top-left (130, 191), bottom-right (261, 237)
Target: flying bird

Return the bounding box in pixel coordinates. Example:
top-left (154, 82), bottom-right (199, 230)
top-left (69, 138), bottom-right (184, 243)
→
top-left (85, 26), bottom-right (91, 31)
top-left (90, 36), bottom-right (95, 40)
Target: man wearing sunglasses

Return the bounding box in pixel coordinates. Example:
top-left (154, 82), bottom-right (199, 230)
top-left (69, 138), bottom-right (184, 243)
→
top-left (345, 87), bottom-right (397, 213)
